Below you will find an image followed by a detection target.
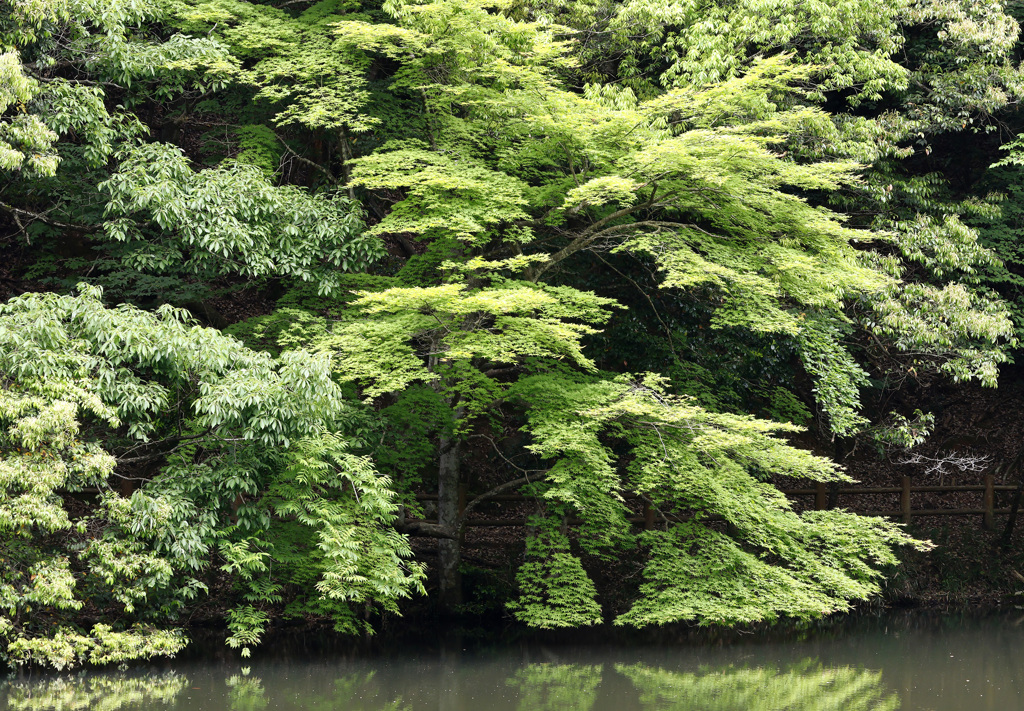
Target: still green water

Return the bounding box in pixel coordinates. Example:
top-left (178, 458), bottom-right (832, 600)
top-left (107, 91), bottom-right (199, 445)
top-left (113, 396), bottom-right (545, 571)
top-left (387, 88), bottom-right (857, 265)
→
top-left (2, 613), bottom-right (1021, 710)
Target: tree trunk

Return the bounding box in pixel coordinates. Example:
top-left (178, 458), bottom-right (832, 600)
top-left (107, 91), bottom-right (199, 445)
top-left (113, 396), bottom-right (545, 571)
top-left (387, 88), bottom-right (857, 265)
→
top-left (1001, 453), bottom-right (1024, 550)
top-left (437, 434), bottom-right (463, 610)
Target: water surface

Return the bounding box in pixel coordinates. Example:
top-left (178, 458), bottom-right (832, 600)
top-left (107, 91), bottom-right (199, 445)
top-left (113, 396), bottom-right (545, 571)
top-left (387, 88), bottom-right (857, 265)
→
top-left (3, 612), bottom-right (1021, 710)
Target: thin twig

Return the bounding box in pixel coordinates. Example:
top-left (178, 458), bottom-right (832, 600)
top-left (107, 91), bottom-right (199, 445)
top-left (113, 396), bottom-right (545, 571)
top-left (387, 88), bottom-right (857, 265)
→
top-left (591, 250), bottom-right (680, 362)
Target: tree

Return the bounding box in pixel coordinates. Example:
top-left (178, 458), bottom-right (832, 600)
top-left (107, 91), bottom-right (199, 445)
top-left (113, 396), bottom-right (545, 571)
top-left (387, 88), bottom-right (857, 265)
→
top-left (242, 0), bottom-right (947, 622)
top-left (1, 0), bottom-right (231, 228)
top-left (511, 0), bottom-right (1024, 437)
top-left (0, 286), bottom-right (423, 668)
top-left (1, 0), bottom-right (377, 305)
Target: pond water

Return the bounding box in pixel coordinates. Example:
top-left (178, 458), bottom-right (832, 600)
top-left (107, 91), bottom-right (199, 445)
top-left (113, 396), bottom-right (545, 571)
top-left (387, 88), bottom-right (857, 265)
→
top-left (3, 612), bottom-right (1023, 710)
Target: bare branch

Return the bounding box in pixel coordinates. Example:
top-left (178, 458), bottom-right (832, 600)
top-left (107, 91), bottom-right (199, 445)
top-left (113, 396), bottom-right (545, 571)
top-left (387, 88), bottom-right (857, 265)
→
top-left (482, 365), bottom-right (519, 379)
top-left (273, 131), bottom-right (336, 184)
top-left (0, 201), bottom-right (95, 233)
top-left (898, 450), bottom-right (993, 477)
top-left (528, 217), bottom-right (705, 281)
top-left (591, 250), bottom-right (680, 362)
top-left (528, 204), bottom-right (641, 280)
top-left (458, 434), bottom-right (549, 526)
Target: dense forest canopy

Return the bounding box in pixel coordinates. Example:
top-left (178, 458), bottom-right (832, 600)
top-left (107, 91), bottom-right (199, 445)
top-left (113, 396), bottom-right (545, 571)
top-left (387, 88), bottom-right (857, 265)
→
top-left (3, 0), bottom-right (1024, 669)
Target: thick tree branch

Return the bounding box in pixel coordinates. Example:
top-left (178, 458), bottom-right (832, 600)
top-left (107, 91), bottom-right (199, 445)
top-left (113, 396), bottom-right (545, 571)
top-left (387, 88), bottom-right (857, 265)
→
top-left (528, 204), bottom-right (641, 281)
top-left (457, 475), bottom-right (537, 528)
top-left (114, 429), bottom-right (222, 465)
top-left (394, 519), bottom-right (457, 539)
top-left (482, 365), bottom-right (520, 378)
top-left (26, 69), bottom-right (125, 90)
top-left (274, 131), bottom-right (336, 184)
top-left (529, 218), bottom-right (696, 281)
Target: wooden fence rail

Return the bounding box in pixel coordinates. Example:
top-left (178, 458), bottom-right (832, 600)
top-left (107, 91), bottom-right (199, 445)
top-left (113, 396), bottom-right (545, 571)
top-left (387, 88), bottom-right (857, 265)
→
top-left (78, 476), bottom-right (1018, 531)
top-left (795, 475), bottom-right (1012, 527)
top-left (413, 474), bottom-right (1017, 530)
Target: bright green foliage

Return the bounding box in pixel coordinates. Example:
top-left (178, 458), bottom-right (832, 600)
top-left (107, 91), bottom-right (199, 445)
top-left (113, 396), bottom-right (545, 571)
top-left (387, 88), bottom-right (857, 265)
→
top-left (349, 149), bottom-right (533, 243)
top-left (0, 0), bottom-right (229, 179)
top-left (328, 279), bottom-right (616, 397)
top-left (867, 282), bottom-right (1013, 385)
top-left (101, 142), bottom-right (381, 291)
top-left (2, 0), bottom-right (376, 307)
top-left (618, 515), bottom-right (900, 627)
top-left (517, 0), bottom-right (1024, 131)
top-left (508, 373), bottom-right (921, 626)
top-left (511, 0), bottom-right (1022, 425)
top-left (4, 625), bottom-right (189, 670)
top-left (3, 0), bottom-right (1023, 665)
top-left (898, 0), bottom-right (1024, 134)
top-left (794, 317), bottom-right (870, 435)
top-left (0, 52), bottom-right (59, 175)
top-left (892, 214), bottom-right (999, 280)
top-left (265, 434), bottom-right (425, 623)
top-left (289, 0), bottom-right (963, 628)
top-left (0, 286), bottom-right (423, 666)
top-left (520, 0), bottom-right (909, 101)
top-left (338, 1), bottom-right (1013, 434)
top-left (507, 526), bottom-right (603, 628)
top-left (164, 0), bottom-right (375, 133)
top-left (234, 124), bottom-right (283, 175)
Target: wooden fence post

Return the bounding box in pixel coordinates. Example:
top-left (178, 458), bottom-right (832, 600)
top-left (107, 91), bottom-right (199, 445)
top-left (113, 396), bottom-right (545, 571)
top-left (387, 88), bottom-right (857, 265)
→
top-left (901, 476), bottom-right (912, 525)
top-left (815, 482), bottom-right (827, 511)
top-left (984, 473), bottom-right (995, 530)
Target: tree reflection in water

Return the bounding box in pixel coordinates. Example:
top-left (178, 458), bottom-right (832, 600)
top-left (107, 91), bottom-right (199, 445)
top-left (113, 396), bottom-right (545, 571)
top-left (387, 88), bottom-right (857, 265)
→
top-left (0, 658), bottom-right (898, 711)
top-left (507, 664), bottom-right (602, 711)
top-left (226, 675), bottom-right (268, 711)
top-left (1, 673), bottom-right (187, 711)
top-left (619, 660), bottom-right (899, 711)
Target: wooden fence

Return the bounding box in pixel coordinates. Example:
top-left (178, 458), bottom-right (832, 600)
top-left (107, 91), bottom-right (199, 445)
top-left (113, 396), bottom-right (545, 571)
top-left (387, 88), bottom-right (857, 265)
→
top-left (84, 475), bottom-right (1022, 532)
top-left (415, 474), bottom-right (1021, 531)
top-left (787, 475), bottom-right (1015, 527)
